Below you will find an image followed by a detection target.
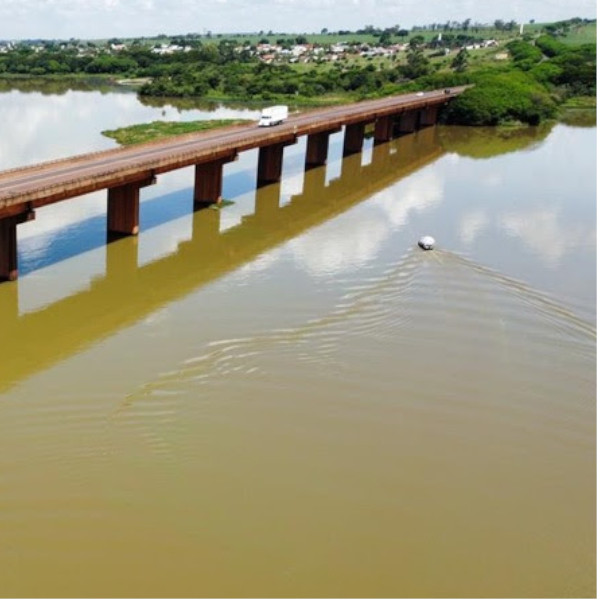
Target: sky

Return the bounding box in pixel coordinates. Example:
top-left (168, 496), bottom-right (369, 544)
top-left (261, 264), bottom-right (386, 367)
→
top-left (0, 0), bottom-right (596, 41)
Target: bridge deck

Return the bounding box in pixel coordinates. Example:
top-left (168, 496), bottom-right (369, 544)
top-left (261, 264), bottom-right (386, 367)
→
top-left (0, 87), bottom-right (465, 217)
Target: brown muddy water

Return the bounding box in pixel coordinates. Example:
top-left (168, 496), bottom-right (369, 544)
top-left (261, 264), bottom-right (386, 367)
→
top-left (0, 90), bottom-right (596, 597)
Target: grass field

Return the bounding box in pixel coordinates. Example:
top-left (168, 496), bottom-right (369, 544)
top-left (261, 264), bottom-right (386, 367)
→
top-left (522, 21), bottom-right (596, 44)
top-left (196, 27), bottom-right (529, 45)
top-left (126, 25), bottom-right (552, 48)
top-left (560, 22), bottom-right (597, 45)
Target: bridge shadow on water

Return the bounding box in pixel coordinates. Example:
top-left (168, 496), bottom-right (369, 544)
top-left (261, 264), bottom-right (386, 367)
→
top-left (0, 127), bottom-right (444, 392)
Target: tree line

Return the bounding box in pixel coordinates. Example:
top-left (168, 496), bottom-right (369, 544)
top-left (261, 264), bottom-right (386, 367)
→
top-left (0, 21), bottom-right (595, 126)
top-left (440, 34), bottom-right (596, 125)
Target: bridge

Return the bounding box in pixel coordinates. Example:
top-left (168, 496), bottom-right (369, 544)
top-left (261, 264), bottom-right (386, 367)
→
top-left (0, 86), bottom-right (465, 281)
top-left (0, 126), bottom-right (444, 391)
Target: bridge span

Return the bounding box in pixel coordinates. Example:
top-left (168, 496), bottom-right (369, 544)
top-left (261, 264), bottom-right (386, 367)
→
top-left (0, 86), bottom-right (465, 281)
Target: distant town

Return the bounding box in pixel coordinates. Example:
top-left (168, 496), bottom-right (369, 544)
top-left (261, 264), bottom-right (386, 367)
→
top-left (0, 19), bottom-right (535, 65)
top-left (0, 36), bottom-right (501, 64)
top-left (0, 17), bottom-right (594, 128)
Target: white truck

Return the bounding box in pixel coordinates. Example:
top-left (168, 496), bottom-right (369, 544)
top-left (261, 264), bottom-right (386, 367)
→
top-left (258, 105), bottom-right (288, 127)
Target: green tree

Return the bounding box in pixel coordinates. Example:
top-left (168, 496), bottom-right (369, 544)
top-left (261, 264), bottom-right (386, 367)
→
top-left (379, 32), bottom-right (392, 46)
top-left (409, 35), bottom-right (425, 48)
top-left (441, 71), bottom-right (556, 125)
top-left (451, 48), bottom-right (469, 72)
top-left (402, 47), bottom-right (430, 78)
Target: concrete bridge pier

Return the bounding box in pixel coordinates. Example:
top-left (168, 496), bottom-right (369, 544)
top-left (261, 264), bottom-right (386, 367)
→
top-left (374, 116), bottom-right (395, 144)
top-left (396, 110), bottom-right (420, 134)
top-left (194, 153), bottom-right (237, 208)
top-left (0, 209), bottom-right (35, 281)
top-left (257, 140), bottom-right (296, 187)
top-left (343, 122), bottom-right (366, 156)
top-left (305, 128), bottom-right (340, 169)
top-left (419, 106), bottom-right (439, 127)
top-left (107, 174), bottom-right (156, 238)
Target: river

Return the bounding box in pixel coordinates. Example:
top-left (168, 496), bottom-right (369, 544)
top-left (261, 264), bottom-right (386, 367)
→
top-left (0, 86), bottom-right (595, 598)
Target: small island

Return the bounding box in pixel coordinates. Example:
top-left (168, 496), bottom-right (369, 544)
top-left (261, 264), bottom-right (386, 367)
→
top-left (102, 118), bottom-right (253, 145)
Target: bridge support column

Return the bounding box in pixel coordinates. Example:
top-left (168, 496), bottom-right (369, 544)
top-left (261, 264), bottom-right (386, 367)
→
top-left (257, 142), bottom-right (294, 188)
top-left (305, 128), bottom-right (340, 169)
top-left (107, 175), bottom-right (156, 238)
top-left (0, 210), bottom-right (35, 282)
top-left (305, 132), bottom-right (330, 169)
top-left (343, 122), bottom-right (366, 156)
top-left (107, 184), bottom-right (140, 237)
top-left (396, 110), bottom-right (419, 134)
top-left (419, 106), bottom-right (439, 127)
top-left (374, 116), bottom-right (394, 144)
top-left (194, 154), bottom-right (237, 208)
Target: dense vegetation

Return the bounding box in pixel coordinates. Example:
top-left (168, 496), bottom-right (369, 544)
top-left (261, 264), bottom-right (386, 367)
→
top-left (440, 34), bottom-right (596, 125)
top-left (0, 18), bottom-right (595, 126)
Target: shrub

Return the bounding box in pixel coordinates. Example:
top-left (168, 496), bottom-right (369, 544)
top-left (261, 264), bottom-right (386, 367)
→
top-left (441, 70), bottom-right (557, 125)
top-left (535, 35), bottom-right (567, 57)
top-left (507, 40), bottom-right (543, 67)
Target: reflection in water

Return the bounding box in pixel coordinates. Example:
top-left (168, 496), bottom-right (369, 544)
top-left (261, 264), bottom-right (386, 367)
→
top-left (0, 89), bottom-right (261, 169)
top-left (0, 92), bottom-right (595, 599)
top-left (458, 209), bottom-right (489, 245)
top-left (0, 77), bottom-right (121, 95)
top-left (0, 128), bottom-right (443, 393)
top-left (138, 93), bottom-right (270, 113)
top-left (438, 123), bottom-right (554, 158)
top-left (559, 108), bottom-right (597, 128)
top-left (500, 205), bottom-right (590, 267)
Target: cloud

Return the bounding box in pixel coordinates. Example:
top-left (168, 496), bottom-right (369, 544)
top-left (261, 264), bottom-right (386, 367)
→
top-left (288, 212), bottom-right (389, 277)
top-left (499, 208), bottom-right (592, 267)
top-left (374, 170), bottom-right (444, 227)
top-left (0, 0), bottom-right (595, 39)
top-left (287, 169), bottom-right (444, 277)
top-left (459, 210), bottom-right (489, 245)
